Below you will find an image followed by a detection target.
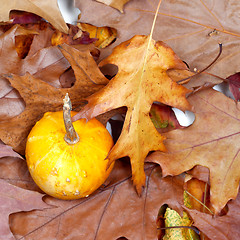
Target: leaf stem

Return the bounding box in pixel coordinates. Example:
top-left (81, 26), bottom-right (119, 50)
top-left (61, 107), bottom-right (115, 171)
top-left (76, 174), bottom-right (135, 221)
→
top-left (177, 43), bottom-right (223, 84)
top-left (63, 93), bottom-right (79, 144)
top-left (157, 225), bottom-right (200, 235)
top-left (185, 190), bottom-right (214, 215)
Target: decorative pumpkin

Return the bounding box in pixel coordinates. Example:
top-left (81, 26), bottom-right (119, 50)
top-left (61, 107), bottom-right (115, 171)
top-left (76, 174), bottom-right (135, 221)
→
top-left (26, 94), bottom-right (114, 200)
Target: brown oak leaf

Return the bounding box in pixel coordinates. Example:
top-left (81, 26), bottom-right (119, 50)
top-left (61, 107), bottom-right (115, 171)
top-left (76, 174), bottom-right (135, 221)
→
top-left (147, 88), bottom-right (240, 213)
top-left (77, 0), bottom-right (240, 80)
top-left (0, 179), bottom-right (48, 240)
top-left (0, 43), bottom-right (108, 154)
top-left (9, 161), bottom-right (185, 240)
top-left (0, 0), bottom-right (68, 33)
top-left (0, 141), bottom-right (23, 159)
top-left (72, 35), bottom-right (192, 194)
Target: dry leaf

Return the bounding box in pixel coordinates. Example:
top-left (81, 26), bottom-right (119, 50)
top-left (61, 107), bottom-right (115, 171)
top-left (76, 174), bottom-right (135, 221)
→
top-left (0, 0), bottom-right (68, 33)
top-left (0, 179), bottom-right (48, 240)
top-left (0, 43), bottom-right (108, 154)
top-left (79, 22), bottom-right (117, 48)
top-left (72, 35), bottom-right (192, 194)
top-left (227, 72), bottom-right (240, 101)
top-left (76, 0), bottom-right (240, 87)
top-left (147, 88), bottom-right (240, 213)
top-left (95, 0), bottom-right (130, 13)
top-left (185, 190), bottom-right (240, 240)
top-left (150, 103), bottom-right (183, 133)
top-left (0, 24), bottom-right (71, 120)
top-left (9, 162), bottom-right (185, 240)
top-left (51, 24), bottom-right (96, 46)
top-left (0, 141), bottom-right (23, 159)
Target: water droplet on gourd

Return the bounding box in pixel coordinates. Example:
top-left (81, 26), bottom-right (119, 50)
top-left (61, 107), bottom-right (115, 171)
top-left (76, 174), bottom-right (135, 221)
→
top-left (66, 178), bottom-right (70, 183)
top-left (82, 170), bottom-right (87, 178)
top-left (74, 190), bottom-right (80, 195)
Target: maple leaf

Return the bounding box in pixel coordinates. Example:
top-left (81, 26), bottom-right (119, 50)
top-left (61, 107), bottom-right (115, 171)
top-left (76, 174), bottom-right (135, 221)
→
top-left (0, 43), bottom-right (108, 154)
top-left (9, 161), bottom-right (185, 240)
top-left (185, 190), bottom-right (240, 240)
top-left (0, 179), bottom-right (48, 240)
top-left (0, 0), bottom-right (68, 33)
top-left (227, 72), bottom-right (240, 101)
top-left (95, 0), bottom-right (130, 13)
top-left (72, 35), bottom-right (192, 194)
top-left (147, 88), bottom-right (240, 213)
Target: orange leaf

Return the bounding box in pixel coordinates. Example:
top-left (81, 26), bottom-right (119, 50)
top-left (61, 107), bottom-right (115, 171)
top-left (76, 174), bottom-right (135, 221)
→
top-left (73, 35), bottom-right (192, 194)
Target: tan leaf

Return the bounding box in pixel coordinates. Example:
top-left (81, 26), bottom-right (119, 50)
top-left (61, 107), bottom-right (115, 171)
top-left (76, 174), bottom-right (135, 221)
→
top-left (76, 0), bottom-right (240, 88)
top-left (9, 162), bottom-right (185, 240)
top-left (0, 179), bottom-right (48, 240)
top-left (0, 0), bottom-right (68, 33)
top-left (72, 35), bottom-right (192, 194)
top-left (0, 44), bottom-right (108, 154)
top-left (147, 88), bottom-right (240, 213)
top-left (95, 0), bottom-right (130, 13)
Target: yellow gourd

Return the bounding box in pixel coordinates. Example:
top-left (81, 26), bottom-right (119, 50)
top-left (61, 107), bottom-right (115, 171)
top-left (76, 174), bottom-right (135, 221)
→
top-left (26, 94), bottom-right (114, 200)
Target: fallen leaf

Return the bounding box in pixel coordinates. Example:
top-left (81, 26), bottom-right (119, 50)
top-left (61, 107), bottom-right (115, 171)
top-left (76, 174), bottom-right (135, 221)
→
top-left (150, 103), bottom-right (183, 133)
top-left (147, 88), bottom-right (240, 213)
top-left (95, 0), bottom-right (130, 13)
top-left (187, 165), bottom-right (209, 183)
top-left (0, 24), bottom-right (71, 120)
top-left (162, 208), bottom-right (198, 240)
top-left (0, 179), bottom-right (48, 240)
top-left (76, 0), bottom-right (240, 88)
top-left (79, 22), bottom-right (117, 48)
top-left (0, 43), bottom-right (108, 154)
top-left (9, 162), bottom-right (185, 240)
top-left (51, 24), bottom-right (96, 46)
top-left (185, 190), bottom-right (240, 240)
top-left (0, 23), bottom-right (71, 87)
top-left (9, 10), bottom-right (43, 24)
top-left (227, 72), bottom-right (240, 101)
top-left (0, 155), bottom-right (40, 192)
top-left (72, 35), bottom-right (192, 194)
top-left (0, 0), bottom-right (68, 33)
top-left (0, 141), bottom-right (23, 159)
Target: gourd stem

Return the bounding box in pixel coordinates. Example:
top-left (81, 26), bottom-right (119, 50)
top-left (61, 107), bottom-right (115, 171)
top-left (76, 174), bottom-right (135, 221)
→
top-left (63, 93), bottom-right (79, 144)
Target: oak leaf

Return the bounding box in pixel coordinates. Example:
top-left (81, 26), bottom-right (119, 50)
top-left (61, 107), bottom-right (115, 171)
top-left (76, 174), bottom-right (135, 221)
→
top-left (0, 141), bottom-right (23, 159)
top-left (0, 0), bottom-right (68, 33)
top-left (9, 161), bottom-right (185, 240)
top-left (0, 179), bottom-right (48, 240)
top-left (77, 0), bottom-right (240, 90)
top-left (0, 24), bottom-right (71, 120)
top-left (0, 43), bottom-right (108, 153)
top-left (185, 190), bottom-right (240, 240)
top-left (72, 35), bottom-right (192, 194)
top-left (147, 88), bottom-right (240, 213)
